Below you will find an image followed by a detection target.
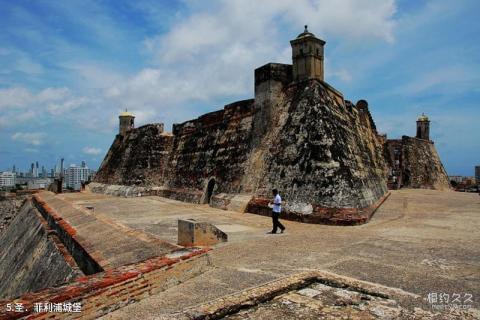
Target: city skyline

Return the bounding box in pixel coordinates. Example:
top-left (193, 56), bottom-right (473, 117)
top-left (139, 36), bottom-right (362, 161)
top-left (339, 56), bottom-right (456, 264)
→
top-left (1, 0), bottom-right (479, 175)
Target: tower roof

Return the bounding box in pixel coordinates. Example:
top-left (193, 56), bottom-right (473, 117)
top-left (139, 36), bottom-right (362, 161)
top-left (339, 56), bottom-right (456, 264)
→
top-left (119, 109), bottom-right (134, 117)
top-left (291, 25), bottom-right (325, 45)
top-left (417, 113), bottom-right (429, 121)
top-left (296, 25), bottom-right (315, 39)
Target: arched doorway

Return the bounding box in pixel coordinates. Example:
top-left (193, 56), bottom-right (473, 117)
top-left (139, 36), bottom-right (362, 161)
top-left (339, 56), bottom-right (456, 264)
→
top-left (205, 178), bottom-right (216, 204)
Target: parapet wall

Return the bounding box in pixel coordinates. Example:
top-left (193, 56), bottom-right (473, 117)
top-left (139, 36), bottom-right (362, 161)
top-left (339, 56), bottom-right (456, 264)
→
top-left (254, 63), bottom-right (292, 87)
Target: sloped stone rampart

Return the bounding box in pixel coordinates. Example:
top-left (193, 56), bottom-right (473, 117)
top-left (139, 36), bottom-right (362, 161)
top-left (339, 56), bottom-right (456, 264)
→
top-left (0, 200), bottom-right (82, 300)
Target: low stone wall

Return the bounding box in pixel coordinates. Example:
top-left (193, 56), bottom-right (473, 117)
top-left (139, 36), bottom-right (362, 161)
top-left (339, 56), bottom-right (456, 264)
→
top-left (88, 182), bottom-right (204, 204)
top-left (0, 249), bottom-right (210, 319)
top-left (88, 182), bottom-right (159, 197)
top-left (246, 192), bottom-right (390, 225)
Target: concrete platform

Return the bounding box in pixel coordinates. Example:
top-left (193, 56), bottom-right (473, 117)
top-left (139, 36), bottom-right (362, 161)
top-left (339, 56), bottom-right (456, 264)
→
top-left (40, 189), bottom-right (480, 318)
top-left (56, 191), bottom-right (270, 245)
top-left (97, 189), bottom-right (479, 318)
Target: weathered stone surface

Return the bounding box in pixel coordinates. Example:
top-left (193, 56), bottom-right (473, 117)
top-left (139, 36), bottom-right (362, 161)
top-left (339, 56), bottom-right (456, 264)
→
top-left (257, 81), bottom-right (387, 210)
top-left (172, 271), bottom-right (478, 320)
top-left (0, 200), bottom-right (82, 299)
top-left (385, 136), bottom-right (450, 190)
top-left (0, 197), bottom-right (25, 234)
top-left (95, 123), bottom-right (172, 186)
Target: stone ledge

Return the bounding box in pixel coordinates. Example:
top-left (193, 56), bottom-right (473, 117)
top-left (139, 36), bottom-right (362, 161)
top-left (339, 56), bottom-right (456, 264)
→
top-left (89, 182), bottom-right (203, 204)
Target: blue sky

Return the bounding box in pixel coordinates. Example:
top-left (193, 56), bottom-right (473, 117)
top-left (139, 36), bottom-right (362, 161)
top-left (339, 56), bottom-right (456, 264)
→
top-left (0, 0), bottom-right (479, 176)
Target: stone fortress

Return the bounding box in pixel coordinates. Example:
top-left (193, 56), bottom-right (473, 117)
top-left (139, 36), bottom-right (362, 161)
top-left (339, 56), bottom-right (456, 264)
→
top-left (93, 26), bottom-right (450, 225)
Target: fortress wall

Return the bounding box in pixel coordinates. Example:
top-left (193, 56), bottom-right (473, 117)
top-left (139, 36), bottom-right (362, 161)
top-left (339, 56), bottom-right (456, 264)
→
top-left (95, 123), bottom-right (172, 186)
top-left (399, 136), bottom-right (450, 190)
top-left (0, 199), bottom-right (82, 299)
top-left (166, 99), bottom-right (256, 197)
top-left (92, 79), bottom-right (389, 224)
top-left (246, 80), bottom-right (388, 224)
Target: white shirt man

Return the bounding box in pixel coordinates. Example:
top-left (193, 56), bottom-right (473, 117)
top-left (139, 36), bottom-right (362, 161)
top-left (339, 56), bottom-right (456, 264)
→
top-left (269, 188), bottom-right (285, 234)
top-left (273, 193), bottom-right (282, 213)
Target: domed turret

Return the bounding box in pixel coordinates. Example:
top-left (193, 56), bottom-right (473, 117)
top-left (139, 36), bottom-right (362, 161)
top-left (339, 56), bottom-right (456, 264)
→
top-left (416, 113), bottom-right (430, 140)
top-left (290, 25), bottom-right (326, 82)
top-left (296, 25), bottom-right (316, 39)
top-left (119, 109), bottom-right (135, 136)
top-left (417, 113), bottom-right (429, 122)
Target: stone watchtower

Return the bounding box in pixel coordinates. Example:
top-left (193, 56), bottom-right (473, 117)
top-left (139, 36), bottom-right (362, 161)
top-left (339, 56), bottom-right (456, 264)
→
top-left (119, 109), bottom-right (135, 136)
top-left (416, 113), bottom-right (430, 140)
top-left (290, 25), bottom-right (326, 82)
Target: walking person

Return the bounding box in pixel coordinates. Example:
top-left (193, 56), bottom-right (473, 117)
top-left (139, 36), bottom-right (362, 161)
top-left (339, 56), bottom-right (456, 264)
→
top-left (268, 188), bottom-right (285, 234)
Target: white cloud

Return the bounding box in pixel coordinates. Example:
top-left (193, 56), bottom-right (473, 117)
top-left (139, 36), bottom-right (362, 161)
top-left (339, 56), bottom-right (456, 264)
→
top-left (401, 66), bottom-right (479, 95)
top-left (100, 0), bottom-right (397, 128)
top-left (0, 87), bottom-right (33, 109)
top-left (0, 86), bottom-right (73, 110)
top-left (11, 132), bottom-right (46, 146)
top-left (47, 96), bottom-right (89, 115)
top-left (82, 146), bottom-right (102, 155)
top-left (37, 87), bottom-right (71, 102)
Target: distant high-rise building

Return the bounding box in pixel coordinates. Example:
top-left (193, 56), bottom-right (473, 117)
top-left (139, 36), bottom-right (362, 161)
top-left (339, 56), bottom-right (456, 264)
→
top-left (0, 171), bottom-right (16, 188)
top-left (475, 166), bottom-right (480, 184)
top-left (64, 163), bottom-right (91, 190)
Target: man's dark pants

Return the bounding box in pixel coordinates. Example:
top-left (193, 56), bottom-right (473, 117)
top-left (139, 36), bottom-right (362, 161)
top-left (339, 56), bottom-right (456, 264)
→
top-left (271, 211), bottom-right (285, 233)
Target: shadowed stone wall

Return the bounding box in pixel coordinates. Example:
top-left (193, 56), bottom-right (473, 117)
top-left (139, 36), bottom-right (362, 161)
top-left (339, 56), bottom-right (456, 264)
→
top-left (0, 200), bottom-right (82, 299)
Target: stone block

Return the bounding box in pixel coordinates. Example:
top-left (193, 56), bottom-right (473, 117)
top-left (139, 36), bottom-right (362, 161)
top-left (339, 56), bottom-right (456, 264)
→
top-left (178, 219), bottom-right (227, 247)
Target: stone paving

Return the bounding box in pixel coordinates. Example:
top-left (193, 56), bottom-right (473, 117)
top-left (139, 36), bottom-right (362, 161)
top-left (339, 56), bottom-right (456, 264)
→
top-left (222, 281), bottom-right (478, 320)
top-left (51, 189), bottom-right (480, 319)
